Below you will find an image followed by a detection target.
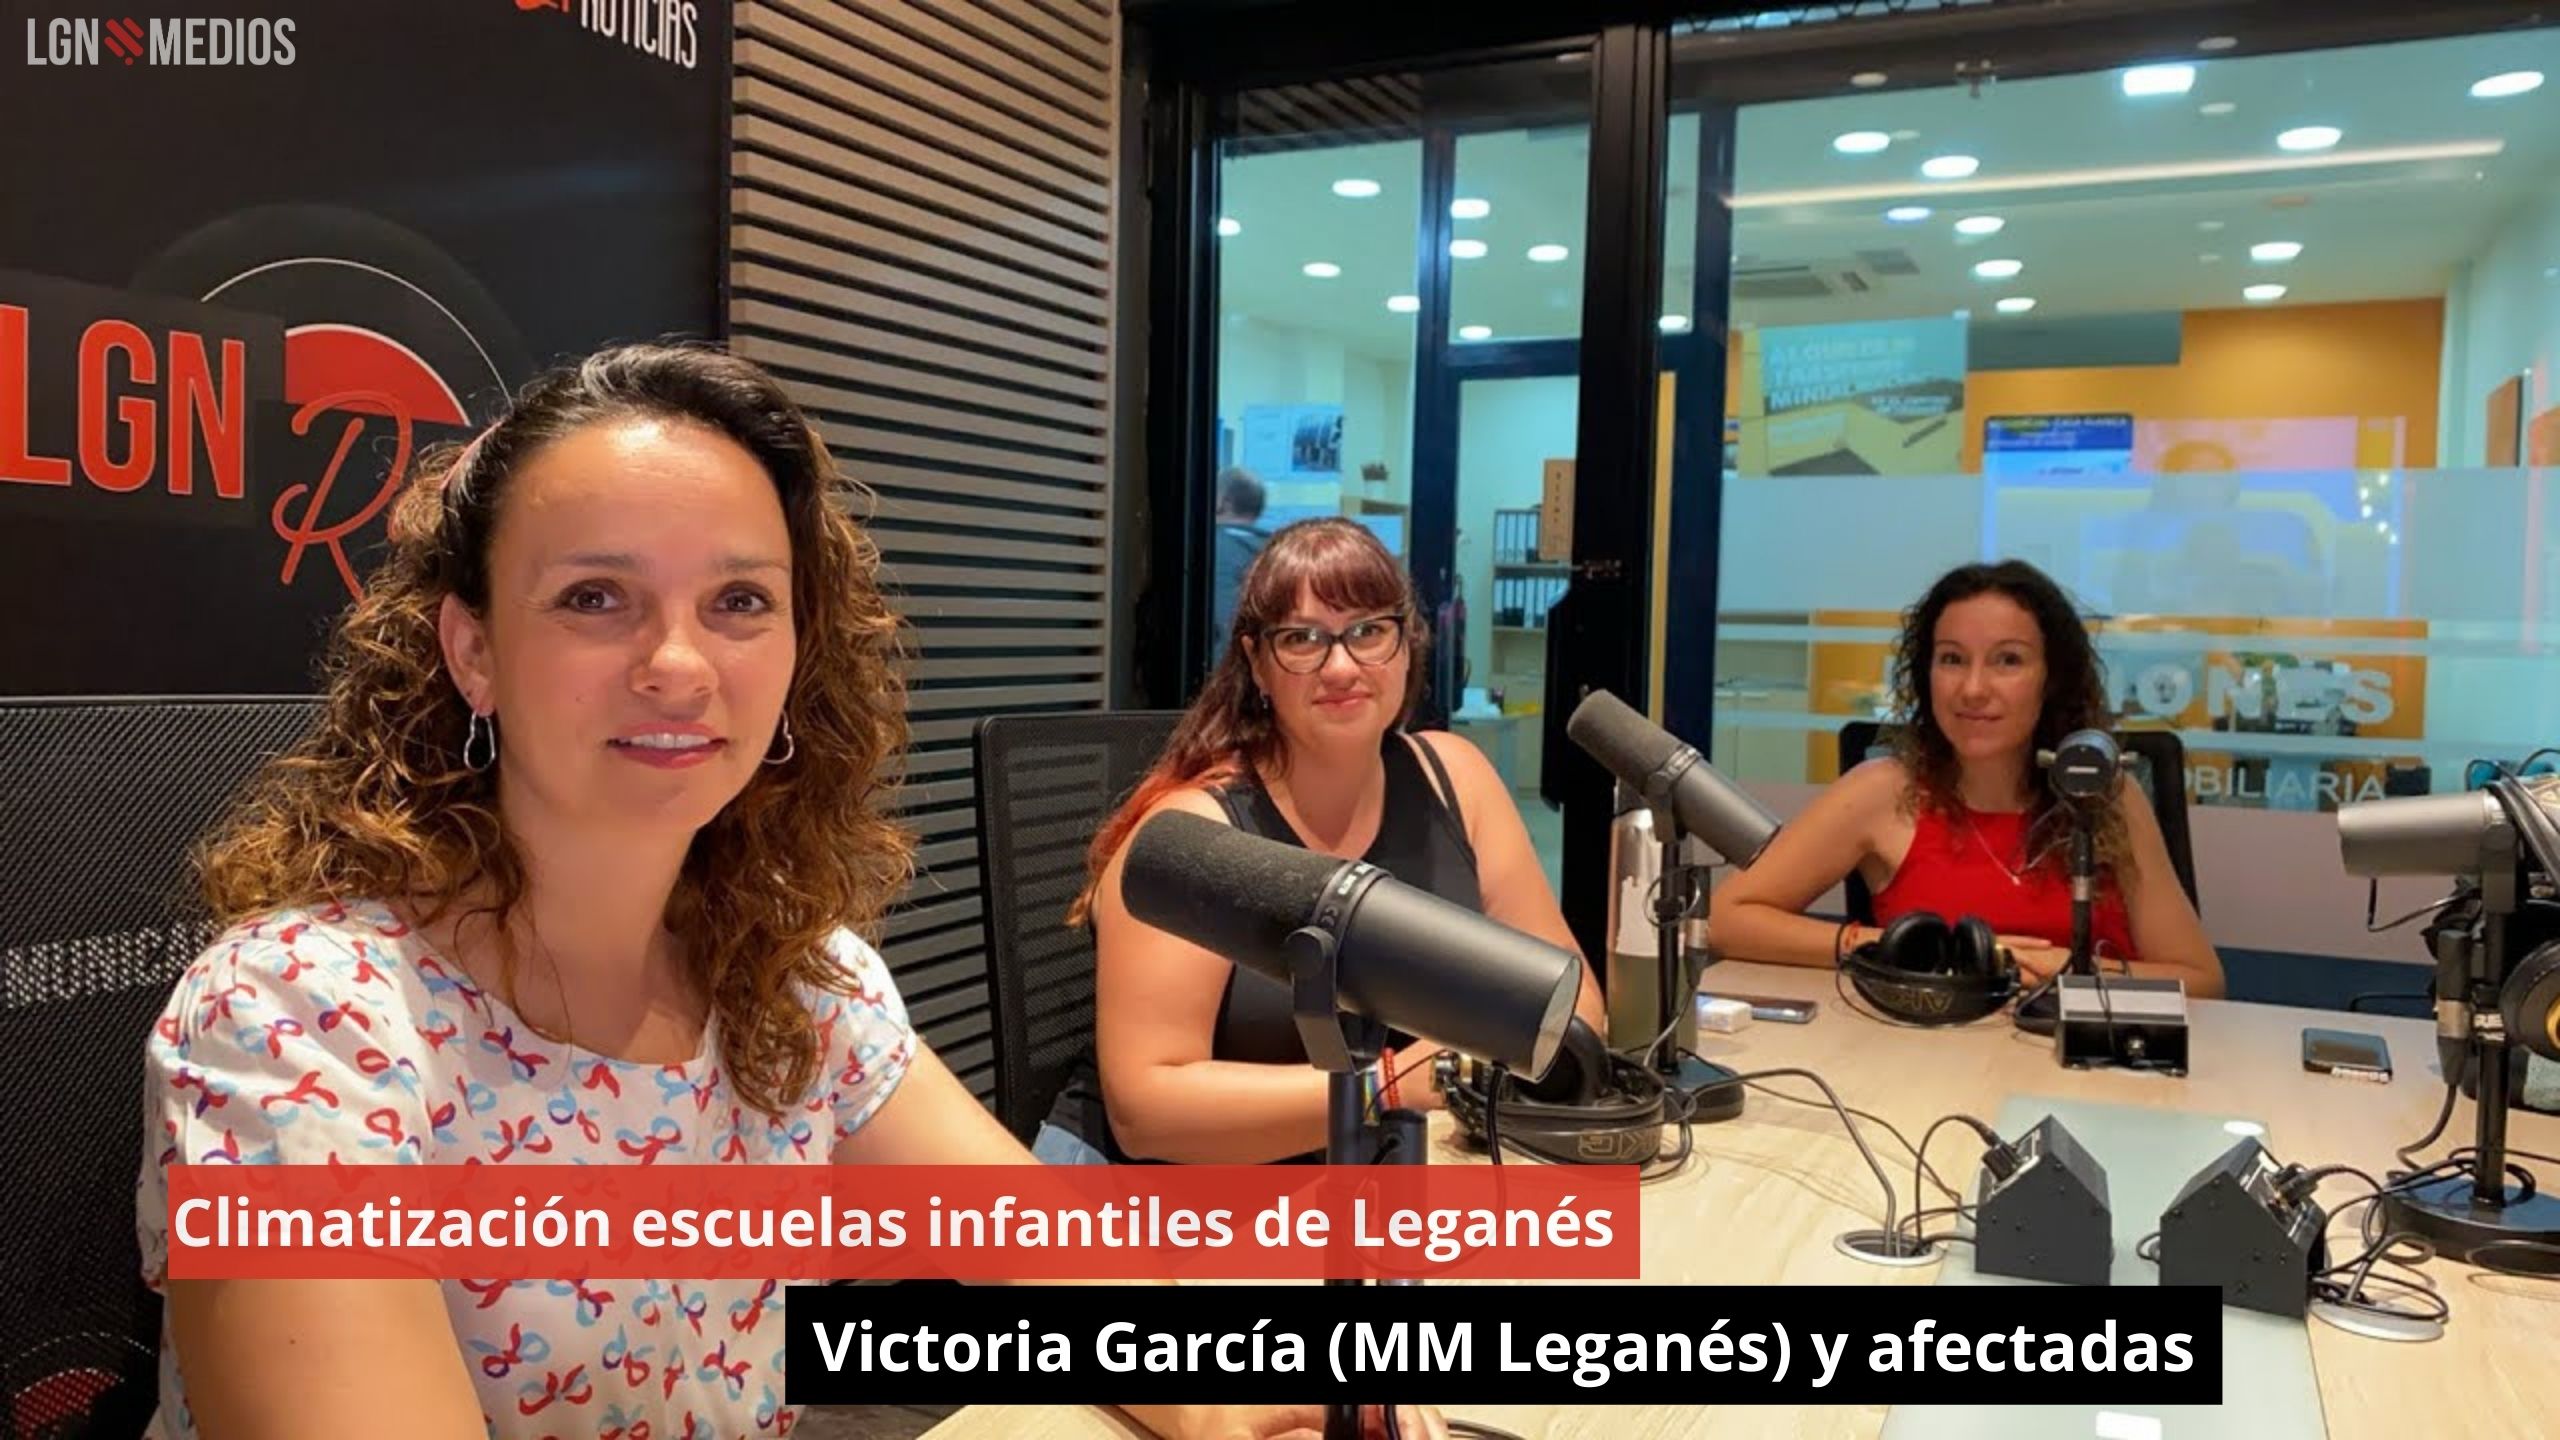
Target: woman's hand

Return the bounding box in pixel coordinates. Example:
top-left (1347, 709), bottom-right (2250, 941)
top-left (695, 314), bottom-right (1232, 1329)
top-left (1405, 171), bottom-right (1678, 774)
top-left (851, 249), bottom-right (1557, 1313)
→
top-left (1997, 937), bottom-right (2072, 985)
top-left (1381, 1047), bottom-right (1450, 1116)
top-left (1124, 1403), bottom-right (1451, 1440)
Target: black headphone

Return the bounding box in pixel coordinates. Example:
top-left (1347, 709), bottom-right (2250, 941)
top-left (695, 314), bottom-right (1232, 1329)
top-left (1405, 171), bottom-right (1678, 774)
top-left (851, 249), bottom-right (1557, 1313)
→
top-left (1440, 1017), bottom-right (1668, 1165)
top-left (2501, 939), bottom-right (2560, 1066)
top-left (1838, 910), bottom-right (2017, 1025)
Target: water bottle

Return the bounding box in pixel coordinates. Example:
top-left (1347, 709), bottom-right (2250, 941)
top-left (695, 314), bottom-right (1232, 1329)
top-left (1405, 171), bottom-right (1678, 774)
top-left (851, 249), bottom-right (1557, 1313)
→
top-left (1605, 783), bottom-right (1699, 1058)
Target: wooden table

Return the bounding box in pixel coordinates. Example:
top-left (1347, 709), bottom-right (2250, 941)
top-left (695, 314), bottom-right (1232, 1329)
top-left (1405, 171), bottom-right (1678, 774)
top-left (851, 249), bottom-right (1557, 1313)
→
top-left (922, 962), bottom-right (2560, 1440)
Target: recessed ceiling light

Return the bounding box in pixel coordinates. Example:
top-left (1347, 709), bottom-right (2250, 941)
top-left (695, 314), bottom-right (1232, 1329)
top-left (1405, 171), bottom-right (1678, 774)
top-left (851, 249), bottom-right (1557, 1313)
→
top-left (2198, 36), bottom-right (2238, 52)
top-left (2198, 219), bottom-right (2226, 231)
top-left (1955, 215), bottom-right (2005, 236)
top-left (2473, 70), bottom-right (2546, 99)
top-left (2223, 1119), bottom-right (2266, 1138)
top-left (1385, 294), bottom-right (1420, 313)
top-left (1834, 130), bottom-right (1892, 154)
top-left (1972, 257), bottom-right (2023, 279)
top-left (2122, 64), bottom-right (2195, 97)
top-left (2200, 100), bottom-right (2237, 116)
top-left (2244, 282), bottom-right (2287, 301)
top-left (1331, 178), bottom-right (1382, 198)
top-left (1301, 261), bottom-right (1340, 278)
top-left (2251, 240), bottom-right (2303, 262)
top-left (1658, 314), bottom-right (1690, 332)
top-left (1215, 216), bottom-right (1241, 237)
top-left (1851, 71), bottom-right (1888, 88)
top-left (1449, 239), bottom-right (1487, 259)
top-left (1891, 128), bottom-right (1920, 141)
top-left (1951, 308), bottom-right (1972, 320)
top-left (2200, 253), bottom-right (2223, 263)
top-left (2277, 125), bottom-right (2342, 152)
top-left (1921, 154), bottom-right (1980, 179)
top-left (1885, 205), bottom-right (1932, 223)
top-left (1526, 243), bottom-right (1571, 263)
top-left (1458, 324), bottom-right (1493, 341)
top-left (1997, 296), bottom-right (2036, 314)
top-left (1451, 197), bottom-right (1491, 220)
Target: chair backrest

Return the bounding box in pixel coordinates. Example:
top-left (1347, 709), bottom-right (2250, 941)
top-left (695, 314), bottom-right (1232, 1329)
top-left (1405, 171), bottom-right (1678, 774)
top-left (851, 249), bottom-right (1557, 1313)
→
top-left (1835, 721), bottom-right (2200, 924)
top-left (0, 695), bottom-right (323, 1440)
top-left (971, 709), bottom-right (1185, 1144)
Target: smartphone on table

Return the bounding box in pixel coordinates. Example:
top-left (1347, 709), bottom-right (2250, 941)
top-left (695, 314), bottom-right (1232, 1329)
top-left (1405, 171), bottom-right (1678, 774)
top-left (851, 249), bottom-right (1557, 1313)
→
top-left (2302, 1027), bottom-right (2392, 1083)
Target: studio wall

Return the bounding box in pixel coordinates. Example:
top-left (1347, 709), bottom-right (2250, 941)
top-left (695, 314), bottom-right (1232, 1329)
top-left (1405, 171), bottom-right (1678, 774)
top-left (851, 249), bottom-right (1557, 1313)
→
top-left (727, 0), bottom-right (1124, 1096)
top-left (0, 3), bottom-right (731, 695)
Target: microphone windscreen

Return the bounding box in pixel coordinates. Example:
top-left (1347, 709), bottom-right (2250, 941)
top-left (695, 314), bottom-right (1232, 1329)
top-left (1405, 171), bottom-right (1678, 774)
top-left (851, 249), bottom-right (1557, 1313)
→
top-left (1120, 809), bottom-right (1347, 983)
top-left (1566, 689), bottom-right (1680, 785)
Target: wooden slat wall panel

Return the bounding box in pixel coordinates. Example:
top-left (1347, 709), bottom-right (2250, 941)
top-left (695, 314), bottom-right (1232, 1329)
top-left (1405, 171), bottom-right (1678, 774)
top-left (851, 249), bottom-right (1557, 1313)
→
top-left (733, 0), bottom-right (1119, 1103)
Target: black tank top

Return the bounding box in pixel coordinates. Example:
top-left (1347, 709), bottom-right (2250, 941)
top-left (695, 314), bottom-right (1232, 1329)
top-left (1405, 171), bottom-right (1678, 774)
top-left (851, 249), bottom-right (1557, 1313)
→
top-left (1205, 730), bottom-right (1482, 1066)
top-left (1040, 731), bottom-right (1483, 1164)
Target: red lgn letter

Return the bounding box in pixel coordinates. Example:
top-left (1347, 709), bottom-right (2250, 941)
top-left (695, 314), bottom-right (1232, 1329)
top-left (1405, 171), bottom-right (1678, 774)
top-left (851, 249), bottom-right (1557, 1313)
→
top-left (0, 304), bottom-right (72, 487)
top-left (167, 331), bottom-right (245, 498)
top-left (78, 319), bottom-right (156, 492)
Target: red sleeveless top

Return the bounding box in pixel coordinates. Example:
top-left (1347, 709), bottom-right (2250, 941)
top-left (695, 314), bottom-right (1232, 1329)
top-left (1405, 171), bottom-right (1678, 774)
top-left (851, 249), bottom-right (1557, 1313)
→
top-left (1871, 805), bottom-right (2138, 965)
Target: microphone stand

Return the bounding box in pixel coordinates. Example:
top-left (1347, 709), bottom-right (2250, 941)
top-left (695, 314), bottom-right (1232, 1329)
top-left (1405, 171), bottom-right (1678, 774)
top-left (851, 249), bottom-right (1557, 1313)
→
top-left (2382, 802), bottom-right (2560, 1270)
top-left (2013, 802), bottom-right (2097, 1037)
top-left (1285, 925), bottom-right (1426, 1440)
top-left (1643, 787), bottom-right (1744, 1119)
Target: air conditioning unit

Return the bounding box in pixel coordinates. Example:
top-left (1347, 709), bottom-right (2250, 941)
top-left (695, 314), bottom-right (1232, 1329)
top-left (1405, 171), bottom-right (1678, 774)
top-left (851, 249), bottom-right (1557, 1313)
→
top-left (1731, 248), bottom-right (1916, 301)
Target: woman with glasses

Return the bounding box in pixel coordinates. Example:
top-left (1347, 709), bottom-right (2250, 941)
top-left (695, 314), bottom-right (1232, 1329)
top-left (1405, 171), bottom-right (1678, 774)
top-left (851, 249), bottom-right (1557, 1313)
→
top-left (1045, 517), bottom-right (1607, 1164)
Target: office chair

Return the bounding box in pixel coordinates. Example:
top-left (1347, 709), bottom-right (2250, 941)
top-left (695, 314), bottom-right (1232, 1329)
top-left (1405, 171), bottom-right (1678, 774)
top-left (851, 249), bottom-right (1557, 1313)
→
top-left (1836, 720), bottom-right (2200, 925)
top-left (0, 695), bottom-right (323, 1440)
top-left (971, 710), bottom-right (1184, 1145)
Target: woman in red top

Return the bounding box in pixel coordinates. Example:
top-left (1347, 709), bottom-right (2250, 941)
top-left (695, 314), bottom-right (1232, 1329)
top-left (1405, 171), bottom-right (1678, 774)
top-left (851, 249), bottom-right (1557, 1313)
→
top-left (1710, 560), bottom-right (2224, 997)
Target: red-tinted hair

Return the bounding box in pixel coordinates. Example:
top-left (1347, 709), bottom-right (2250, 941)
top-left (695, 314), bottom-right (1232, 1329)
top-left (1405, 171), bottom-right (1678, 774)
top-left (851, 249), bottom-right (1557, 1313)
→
top-left (1067, 517), bottom-right (1429, 924)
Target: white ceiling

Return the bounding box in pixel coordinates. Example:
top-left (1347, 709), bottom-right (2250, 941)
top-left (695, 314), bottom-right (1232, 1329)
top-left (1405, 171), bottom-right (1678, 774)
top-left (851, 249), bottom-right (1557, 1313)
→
top-left (1214, 25), bottom-right (2560, 362)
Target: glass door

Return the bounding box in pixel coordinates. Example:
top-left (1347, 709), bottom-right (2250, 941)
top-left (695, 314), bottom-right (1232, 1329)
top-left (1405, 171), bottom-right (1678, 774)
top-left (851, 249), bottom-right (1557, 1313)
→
top-left (1204, 55), bottom-right (1600, 891)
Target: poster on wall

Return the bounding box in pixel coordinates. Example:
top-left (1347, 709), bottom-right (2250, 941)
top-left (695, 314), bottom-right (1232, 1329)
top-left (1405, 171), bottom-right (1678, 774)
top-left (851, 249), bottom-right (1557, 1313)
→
top-left (1982, 413), bottom-right (2134, 479)
top-left (1237, 402), bottom-right (1344, 529)
top-left (1733, 316), bottom-right (1966, 476)
top-left (0, 4), bottom-right (729, 695)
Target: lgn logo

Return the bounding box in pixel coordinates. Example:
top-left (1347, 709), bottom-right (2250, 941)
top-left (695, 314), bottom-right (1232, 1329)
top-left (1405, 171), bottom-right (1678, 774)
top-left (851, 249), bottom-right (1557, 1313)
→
top-left (24, 16), bottom-right (298, 66)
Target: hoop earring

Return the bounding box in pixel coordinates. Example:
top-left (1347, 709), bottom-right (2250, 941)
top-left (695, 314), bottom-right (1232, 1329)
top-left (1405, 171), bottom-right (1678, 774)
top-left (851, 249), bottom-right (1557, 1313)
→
top-left (463, 711), bottom-right (497, 773)
top-left (764, 715), bottom-right (795, 766)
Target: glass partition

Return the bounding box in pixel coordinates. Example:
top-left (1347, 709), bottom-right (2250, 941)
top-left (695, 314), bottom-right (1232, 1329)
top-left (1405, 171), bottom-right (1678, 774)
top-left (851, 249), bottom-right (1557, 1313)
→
top-left (1687, 23), bottom-right (2560, 814)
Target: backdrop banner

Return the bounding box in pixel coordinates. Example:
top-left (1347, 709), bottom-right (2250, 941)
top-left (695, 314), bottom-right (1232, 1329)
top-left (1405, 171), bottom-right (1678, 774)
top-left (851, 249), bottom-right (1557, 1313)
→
top-left (2, 1), bottom-right (729, 694)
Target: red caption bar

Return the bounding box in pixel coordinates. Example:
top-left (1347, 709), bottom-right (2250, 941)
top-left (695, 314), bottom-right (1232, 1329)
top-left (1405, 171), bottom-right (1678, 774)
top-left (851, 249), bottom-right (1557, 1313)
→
top-left (164, 1164), bottom-right (1640, 1282)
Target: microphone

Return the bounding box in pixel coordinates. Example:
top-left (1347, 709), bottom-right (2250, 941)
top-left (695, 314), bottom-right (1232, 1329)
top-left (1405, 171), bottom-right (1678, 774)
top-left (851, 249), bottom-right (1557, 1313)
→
top-left (1564, 689), bottom-right (1779, 866)
top-left (1119, 809), bottom-right (1583, 1079)
top-left (2038, 729), bottom-right (2122, 802)
top-left (2019, 729), bottom-right (2119, 1038)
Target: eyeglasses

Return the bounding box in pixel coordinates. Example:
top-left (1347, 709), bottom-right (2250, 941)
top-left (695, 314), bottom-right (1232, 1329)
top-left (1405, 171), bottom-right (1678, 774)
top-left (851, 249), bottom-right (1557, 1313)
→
top-left (1260, 615), bottom-right (1407, 674)
top-left (2466, 750), bottom-right (2560, 791)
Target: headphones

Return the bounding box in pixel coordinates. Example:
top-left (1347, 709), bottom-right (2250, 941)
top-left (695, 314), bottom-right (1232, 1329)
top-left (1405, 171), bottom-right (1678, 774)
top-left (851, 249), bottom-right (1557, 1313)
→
top-left (1838, 910), bottom-right (2017, 1025)
top-left (1440, 1017), bottom-right (1669, 1166)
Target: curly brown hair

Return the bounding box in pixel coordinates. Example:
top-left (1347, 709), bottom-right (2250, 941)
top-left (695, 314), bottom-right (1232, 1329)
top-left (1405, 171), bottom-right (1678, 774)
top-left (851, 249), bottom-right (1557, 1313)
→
top-left (195, 342), bottom-right (916, 1120)
top-left (1887, 559), bottom-right (2132, 891)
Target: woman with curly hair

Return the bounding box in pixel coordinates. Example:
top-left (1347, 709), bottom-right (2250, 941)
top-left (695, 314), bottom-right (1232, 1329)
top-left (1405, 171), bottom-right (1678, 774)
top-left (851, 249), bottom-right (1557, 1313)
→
top-left (1707, 559), bottom-right (2223, 997)
top-left (134, 343), bottom-right (1442, 1440)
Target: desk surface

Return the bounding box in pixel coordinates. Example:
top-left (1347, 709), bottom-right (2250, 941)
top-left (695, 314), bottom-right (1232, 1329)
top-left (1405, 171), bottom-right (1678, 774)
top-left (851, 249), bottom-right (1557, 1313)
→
top-left (920, 963), bottom-right (2560, 1440)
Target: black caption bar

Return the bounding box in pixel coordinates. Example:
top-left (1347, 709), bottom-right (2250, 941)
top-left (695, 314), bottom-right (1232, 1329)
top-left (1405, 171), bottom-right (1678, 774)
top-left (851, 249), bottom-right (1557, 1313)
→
top-left (783, 1283), bottom-right (2222, 1406)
